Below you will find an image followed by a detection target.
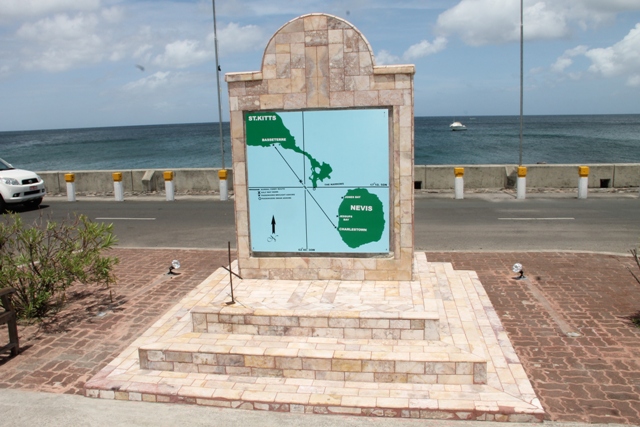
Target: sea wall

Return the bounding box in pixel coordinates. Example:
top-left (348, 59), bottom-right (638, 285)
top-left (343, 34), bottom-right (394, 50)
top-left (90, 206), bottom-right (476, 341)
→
top-left (39, 169), bottom-right (230, 195)
top-left (413, 164), bottom-right (639, 189)
top-left (38, 164), bottom-right (639, 195)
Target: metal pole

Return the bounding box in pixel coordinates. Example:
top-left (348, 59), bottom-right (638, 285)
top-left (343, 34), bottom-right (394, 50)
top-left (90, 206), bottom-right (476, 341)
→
top-left (212, 0), bottom-right (225, 170)
top-left (212, 0), bottom-right (228, 200)
top-left (228, 241), bottom-right (235, 304)
top-left (519, 0), bottom-right (524, 166)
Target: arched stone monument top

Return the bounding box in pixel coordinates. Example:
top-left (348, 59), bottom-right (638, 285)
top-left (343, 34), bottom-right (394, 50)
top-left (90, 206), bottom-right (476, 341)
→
top-left (226, 12), bottom-right (415, 110)
top-left (261, 13), bottom-right (376, 76)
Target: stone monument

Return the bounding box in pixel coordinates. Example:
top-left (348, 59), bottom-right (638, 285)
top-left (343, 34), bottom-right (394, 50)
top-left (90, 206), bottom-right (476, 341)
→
top-left (85, 16), bottom-right (544, 421)
top-left (225, 13), bottom-right (415, 281)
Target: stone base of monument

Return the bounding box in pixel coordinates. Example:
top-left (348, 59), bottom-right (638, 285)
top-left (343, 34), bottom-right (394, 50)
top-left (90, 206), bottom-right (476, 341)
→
top-left (85, 253), bottom-right (544, 422)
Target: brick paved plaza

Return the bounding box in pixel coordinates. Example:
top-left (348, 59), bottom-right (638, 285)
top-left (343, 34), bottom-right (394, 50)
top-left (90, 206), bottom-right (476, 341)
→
top-left (1, 248), bottom-right (639, 423)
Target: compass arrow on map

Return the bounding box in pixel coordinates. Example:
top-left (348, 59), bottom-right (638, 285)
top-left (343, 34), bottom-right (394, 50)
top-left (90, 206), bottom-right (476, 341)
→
top-left (271, 216), bottom-right (276, 234)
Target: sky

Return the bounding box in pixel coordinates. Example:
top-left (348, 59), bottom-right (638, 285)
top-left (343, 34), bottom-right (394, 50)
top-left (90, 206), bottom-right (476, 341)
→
top-left (1, 0), bottom-right (640, 131)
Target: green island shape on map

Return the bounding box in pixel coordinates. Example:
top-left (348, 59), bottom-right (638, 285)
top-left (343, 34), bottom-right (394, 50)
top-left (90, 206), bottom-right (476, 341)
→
top-left (246, 112), bottom-right (332, 188)
top-left (337, 188), bottom-right (385, 249)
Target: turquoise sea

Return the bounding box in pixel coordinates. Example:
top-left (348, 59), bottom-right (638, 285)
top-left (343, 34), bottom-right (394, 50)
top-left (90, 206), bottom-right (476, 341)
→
top-left (0, 115), bottom-right (639, 171)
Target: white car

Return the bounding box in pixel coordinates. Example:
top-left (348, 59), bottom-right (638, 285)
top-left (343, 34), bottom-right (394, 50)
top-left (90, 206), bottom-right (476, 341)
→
top-left (0, 158), bottom-right (46, 211)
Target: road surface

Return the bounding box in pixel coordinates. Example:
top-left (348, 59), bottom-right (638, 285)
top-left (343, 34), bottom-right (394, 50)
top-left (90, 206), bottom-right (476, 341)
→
top-left (5, 193), bottom-right (639, 254)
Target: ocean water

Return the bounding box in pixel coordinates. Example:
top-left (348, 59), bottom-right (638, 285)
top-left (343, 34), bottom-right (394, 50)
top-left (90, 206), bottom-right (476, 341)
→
top-left (1, 115), bottom-right (639, 172)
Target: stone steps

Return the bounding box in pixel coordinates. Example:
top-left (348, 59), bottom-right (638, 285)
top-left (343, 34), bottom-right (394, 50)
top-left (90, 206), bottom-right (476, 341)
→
top-left (86, 366), bottom-right (543, 422)
top-left (84, 254), bottom-right (545, 422)
top-left (191, 306), bottom-right (440, 341)
top-left (138, 332), bottom-right (486, 385)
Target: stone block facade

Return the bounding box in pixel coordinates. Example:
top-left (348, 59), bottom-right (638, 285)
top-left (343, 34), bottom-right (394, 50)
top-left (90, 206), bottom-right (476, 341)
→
top-left (225, 13), bottom-right (415, 281)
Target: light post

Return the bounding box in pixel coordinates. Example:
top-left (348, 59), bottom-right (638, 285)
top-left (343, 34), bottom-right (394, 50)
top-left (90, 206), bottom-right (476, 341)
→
top-left (212, 0), bottom-right (228, 201)
top-left (519, 0), bottom-right (524, 166)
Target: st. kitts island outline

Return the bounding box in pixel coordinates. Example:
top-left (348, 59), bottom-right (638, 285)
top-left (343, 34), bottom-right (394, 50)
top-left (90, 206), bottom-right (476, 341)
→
top-left (246, 113), bottom-right (332, 189)
top-left (245, 110), bottom-right (389, 252)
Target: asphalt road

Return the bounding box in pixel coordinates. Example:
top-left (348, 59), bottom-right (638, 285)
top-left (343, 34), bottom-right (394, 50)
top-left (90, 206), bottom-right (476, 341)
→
top-left (415, 194), bottom-right (639, 253)
top-left (4, 193), bottom-right (639, 254)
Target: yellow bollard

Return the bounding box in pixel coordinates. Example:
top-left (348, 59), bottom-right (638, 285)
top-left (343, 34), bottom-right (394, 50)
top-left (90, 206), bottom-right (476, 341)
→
top-left (164, 171), bottom-right (175, 201)
top-left (517, 166), bottom-right (527, 199)
top-left (454, 167), bottom-right (464, 199)
top-left (219, 169), bottom-right (228, 201)
top-left (578, 166), bottom-right (589, 199)
top-left (65, 173), bottom-right (76, 202)
top-left (112, 172), bottom-right (124, 201)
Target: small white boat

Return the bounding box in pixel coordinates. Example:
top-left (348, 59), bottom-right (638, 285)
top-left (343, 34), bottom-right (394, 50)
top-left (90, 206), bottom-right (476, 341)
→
top-left (450, 121), bottom-right (467, 131)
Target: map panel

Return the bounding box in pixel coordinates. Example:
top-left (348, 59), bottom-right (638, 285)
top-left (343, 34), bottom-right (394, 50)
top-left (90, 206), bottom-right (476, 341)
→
top-left (245, 109), bottom-right (390, 254)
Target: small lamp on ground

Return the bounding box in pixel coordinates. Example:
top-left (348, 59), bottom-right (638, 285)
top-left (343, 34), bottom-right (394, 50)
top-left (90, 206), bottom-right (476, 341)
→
top-left (168, 260), bottom-right (181, 275)
top-left (512, 263), bottom-right (525, 280)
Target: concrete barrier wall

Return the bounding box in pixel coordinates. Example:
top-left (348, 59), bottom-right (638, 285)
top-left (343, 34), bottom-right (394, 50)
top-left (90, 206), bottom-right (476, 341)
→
top-left (520, 164), bottom-right (616, 189)
top-left (38, 164), bottom-right (638, 195)
top-left (39, 169), bottom-right (234, 195)
top-left (613, 164), bottom-right (640, 187)
top-left (415, 164), bottom-right (636, 190)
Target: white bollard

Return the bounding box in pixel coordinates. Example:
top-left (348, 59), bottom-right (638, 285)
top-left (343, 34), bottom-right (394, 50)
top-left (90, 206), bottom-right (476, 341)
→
top-left (577, 166), bottom-right (589, 199)
top-left (164, 171), bottom-right (175, 201)
top-left (219, 169), bottom-right (228, 201)
top-left (517, 166), bottom-right (527, 200)
top-left (454, 167), bottom-right (464, 200)
top-left (65, 173), bottom-right (76, 202)
top-left (113, 172), bottom-right (124, 202)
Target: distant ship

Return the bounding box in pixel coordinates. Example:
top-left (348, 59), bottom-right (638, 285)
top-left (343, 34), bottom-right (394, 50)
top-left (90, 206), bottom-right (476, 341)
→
top-left (450, 121), bottom-right (467, 131)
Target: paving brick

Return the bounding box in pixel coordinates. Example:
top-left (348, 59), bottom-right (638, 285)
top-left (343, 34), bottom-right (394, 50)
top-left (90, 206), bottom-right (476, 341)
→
top-left (427, 251), bottom-right (640, 424)
top-left (9, 248), bottom-right (639, 423)
top-left (0, 248), bottom-right (226, 395)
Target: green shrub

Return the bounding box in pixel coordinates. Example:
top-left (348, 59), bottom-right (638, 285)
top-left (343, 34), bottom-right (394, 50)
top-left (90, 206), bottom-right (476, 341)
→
top-left (0, 214), bottom-right (118, 319)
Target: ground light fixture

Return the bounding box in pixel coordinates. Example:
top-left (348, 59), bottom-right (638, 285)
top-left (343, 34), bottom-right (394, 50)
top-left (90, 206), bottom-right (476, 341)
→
top-left (512, 263), bottom-right (525, 280)
top-left (168, 260), bottom-right (181, 275)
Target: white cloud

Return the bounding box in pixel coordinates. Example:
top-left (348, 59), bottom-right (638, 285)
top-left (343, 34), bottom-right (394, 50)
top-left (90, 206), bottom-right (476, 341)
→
top-left (133, 44), bottom-right (153, 60)
top-left (585, 23), bottom-right (640, 86)
top-left (17, 13), bottom-right (99, 41)
top-left (122, 71), bottom-right (173, 92)
top-left (628, 74), bottom-right (640, 86)
top-left (153, 40), bottom-right (211, 69)
top-left (547, 24), bottom-right (640, 87)
top-left (581, 0), bottom-right (640, 10)
top-left (375, 50), bottom-right (401, 65)
top-left (216, 22), bottom-right (264, 56)
top-left (551, 45), bottom-right (588, 72)
top-left (101, 6), bottom-right (124, 24)
top-left (436, 0), bottom-right (569, 45)
top-left (119, 70), bottom-right (202, 101)
top-left (551, 57), bottom-right (572, 73)
top-left (402, 37), bottom-right (447, 60)
top-left (17, 13), bottom-right (106, 71)
top-left (0, 0), bottom-right (99, 20)
top-left (376, 37), bottom-right (447, 65)
top-left (525, 2), bottom-right (569, 39)
top-left (151, 22), bottom-right (263, 69)
top-left (436, 0), bottom-right (640, 46)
